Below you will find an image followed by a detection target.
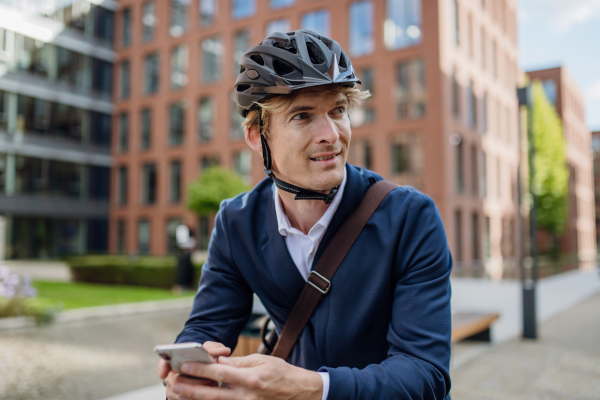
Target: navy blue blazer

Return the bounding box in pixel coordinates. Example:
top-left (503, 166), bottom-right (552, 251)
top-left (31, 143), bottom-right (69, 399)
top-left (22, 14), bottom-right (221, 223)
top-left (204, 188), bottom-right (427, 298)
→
top-left (176, 164), bottom-right (452, 399)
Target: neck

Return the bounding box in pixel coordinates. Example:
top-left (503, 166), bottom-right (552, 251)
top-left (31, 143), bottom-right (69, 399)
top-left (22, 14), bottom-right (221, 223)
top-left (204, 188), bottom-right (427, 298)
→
top-left (278, 189), bottom-right (330, 235)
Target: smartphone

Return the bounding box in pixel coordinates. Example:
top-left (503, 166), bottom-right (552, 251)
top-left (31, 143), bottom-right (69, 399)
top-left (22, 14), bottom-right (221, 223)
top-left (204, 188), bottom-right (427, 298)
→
top-left (154, 342), bottom-right (215, 377)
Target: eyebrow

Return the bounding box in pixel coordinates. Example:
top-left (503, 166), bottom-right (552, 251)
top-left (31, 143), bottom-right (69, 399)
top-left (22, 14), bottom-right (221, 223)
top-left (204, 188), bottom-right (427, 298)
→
top-left (285, 99), bottom-right (348, 117)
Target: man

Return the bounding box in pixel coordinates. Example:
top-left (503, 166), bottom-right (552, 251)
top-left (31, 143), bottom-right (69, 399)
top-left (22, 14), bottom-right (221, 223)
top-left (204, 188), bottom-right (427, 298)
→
top-left (159, 30), bottom-right (452, 400)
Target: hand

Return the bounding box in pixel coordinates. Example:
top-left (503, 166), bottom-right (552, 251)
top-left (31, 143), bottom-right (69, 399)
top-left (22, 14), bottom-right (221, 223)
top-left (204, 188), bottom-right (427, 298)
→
top-left (159, 341), bottom-right (231, 400)
top-left (172, 354), bottom-right (323, 400)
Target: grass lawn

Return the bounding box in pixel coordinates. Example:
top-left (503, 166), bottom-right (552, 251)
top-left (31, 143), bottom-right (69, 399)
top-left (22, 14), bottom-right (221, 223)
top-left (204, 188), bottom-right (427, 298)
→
top-left (32, 281), bottom-right (195, 310)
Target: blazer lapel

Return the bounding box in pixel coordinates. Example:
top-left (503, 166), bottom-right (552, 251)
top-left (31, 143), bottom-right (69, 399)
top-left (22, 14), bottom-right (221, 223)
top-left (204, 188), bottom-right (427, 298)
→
top-left (260, 184), bottom-right (307, 308)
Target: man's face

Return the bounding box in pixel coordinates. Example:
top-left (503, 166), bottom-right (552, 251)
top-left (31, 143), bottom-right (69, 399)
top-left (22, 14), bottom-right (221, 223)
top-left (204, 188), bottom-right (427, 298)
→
top-left (266, 89), bottom-right (351, 192)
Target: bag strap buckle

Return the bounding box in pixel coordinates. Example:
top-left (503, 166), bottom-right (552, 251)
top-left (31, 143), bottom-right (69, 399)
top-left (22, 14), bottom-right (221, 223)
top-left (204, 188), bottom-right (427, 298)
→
top-left (307, 271), bottom-right (331, 295)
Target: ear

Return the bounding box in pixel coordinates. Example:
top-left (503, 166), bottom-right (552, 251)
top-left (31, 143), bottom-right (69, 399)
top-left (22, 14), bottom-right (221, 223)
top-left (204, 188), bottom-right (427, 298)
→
top-left (245, 124), bottom-right (263, 154)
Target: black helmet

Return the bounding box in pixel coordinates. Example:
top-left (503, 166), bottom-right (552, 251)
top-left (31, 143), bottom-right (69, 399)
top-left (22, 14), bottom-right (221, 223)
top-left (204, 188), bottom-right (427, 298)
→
top-left (234, 29), bottom-right (361, 117)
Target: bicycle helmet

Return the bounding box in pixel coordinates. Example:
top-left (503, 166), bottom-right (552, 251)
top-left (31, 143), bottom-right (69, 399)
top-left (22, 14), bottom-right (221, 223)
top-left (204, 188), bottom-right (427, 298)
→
top-left (234, 30), bottom-right (361, 204)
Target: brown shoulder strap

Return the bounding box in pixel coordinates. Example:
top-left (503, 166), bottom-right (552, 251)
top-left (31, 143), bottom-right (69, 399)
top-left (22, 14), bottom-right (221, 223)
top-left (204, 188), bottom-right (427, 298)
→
top-left (271, 179), bottom-right (398, 360)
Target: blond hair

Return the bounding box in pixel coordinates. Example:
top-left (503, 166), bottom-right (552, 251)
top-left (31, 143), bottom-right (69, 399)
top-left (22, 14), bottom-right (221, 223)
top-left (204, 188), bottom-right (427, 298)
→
top-left (242, 84), bottom-right (371, 137)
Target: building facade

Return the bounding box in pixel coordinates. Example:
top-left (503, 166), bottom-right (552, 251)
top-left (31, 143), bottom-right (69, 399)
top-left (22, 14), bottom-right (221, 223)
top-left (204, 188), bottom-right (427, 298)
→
top-left (0, 1), bottom-right (115, 259)
top-left (592, 130), bottom-right (600, 249)
top-left (111, 0), bottom-right (521, 278)
top-left (527, 67), bottom-right (597, 267)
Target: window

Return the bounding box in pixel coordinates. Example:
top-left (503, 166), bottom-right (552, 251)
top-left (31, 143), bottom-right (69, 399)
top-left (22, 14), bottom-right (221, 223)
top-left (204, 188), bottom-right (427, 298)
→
top-left (122, 8), bottom-right (131, 47)
top-left (350, 68), bottom-right (375, 126)
top-left (170, 0), bottom-right (188, 37)
top-left (364, 141), bottom-right (372, 170)
top-left (120, 61), bottom-right (130, 99)
top-left (471, 145), bottom-right (478, 196)
top-left (117, 219), bottom-right (126, 254)
top-left (201, 154), bottom-right (220, 171)
top-left (232, 0), bottom-right (255, 20)
top-left (201, 36), bottom-right (223, 83)
top-left (390, 133), bottom-right (423, 184)
top-left (482, 92), bottom-right (488, 132)
top-left (496, 157), bottom-right (501, 199)
top-left (396, 59), bottom-right (426, 119)
top-left (170, 160), bottom-right (182, 203)
top-left (94, 6), bottom-right (115, 46)
top-left (455, 210), bottom-right (462, 262)
top-left (167, 218), bottom-right (183, 254)
top-left (349, 1), bottom-right (374, 57)
top-left (142, 2), bottom-right (156, 42)
top-left (198, 97), bottom-right (214, 142)
top-left (199, 0), bottom-right (217, 26)
top-left (0, 90), bottom-right (8, 131)
top-left (468, 80), bottom-right (477, 128)
top-left (384, 0), bottom-right (421, 50)
top-left (141, 163), bottom-right (157, 204)
top-left (265, 19), bottom-right (290, 37)
top-left (542, 79), bottom-right (557, 105)
top-left (391, 143), bottom-right (409, 174)
top-left (169, 101), bottom-right (186, 146)
top-left (468, 13), bottom-right (473, 57)
top-left (481, 28), bottom-right (486, 69)
top-left (492, 40), bottom-right (497, 78)
top-left (118, 113), bottom-right (129, 152)
top-left (233, 149), bottom-right (252, 183)
top-left (57, 47), bottom-right (85, 90)
top-left (198, 216), bottom-right (209, 250)
top-left (171, 44), bottom-right (189, 89)
top-left (140, 108), bottom-right (152, 149)
top-left (452, 0), bottom-right (459, 46)
top-left (233, 30), bottom-right (250, 76)
top-left (117, 166), bottom-right (128, 205)
top-left (90, 112), bottom-right (112, 148)
top-left (271, 0), bottom-right (295, 9)
top-left (484, 216), bottom-right (491, 259)
top-left (16, 35), bottom-right (51, 78)
top-left (301, 10), bottom-right (330, 38)
top-left (451, 69), bottom-right (460, 118)
top-left (92, 58), bottom-right (113, 97)
top-left (14, 156), bottom-right (82, 199)
top-left (481, 151), bottom-right (487, 198)
top-left (230, 92), bottom-right (245, 140)
top-left (144, 53), bottom-right (160, 94)
top-left (455, 135), bottom-right (464, 193)
top-left (472, 213), bottom-right (480, 263)
top-left (138, 219), bottom-right (150, 255)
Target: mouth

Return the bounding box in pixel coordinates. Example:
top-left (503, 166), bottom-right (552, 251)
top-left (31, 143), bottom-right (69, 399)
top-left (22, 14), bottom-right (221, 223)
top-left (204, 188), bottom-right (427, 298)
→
top-left (310, 152), bottom-right (340, 162)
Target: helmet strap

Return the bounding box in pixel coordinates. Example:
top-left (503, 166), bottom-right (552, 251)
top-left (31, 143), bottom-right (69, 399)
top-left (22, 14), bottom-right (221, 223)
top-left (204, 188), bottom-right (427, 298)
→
top-left (258, 113), bottom-right (339, 205)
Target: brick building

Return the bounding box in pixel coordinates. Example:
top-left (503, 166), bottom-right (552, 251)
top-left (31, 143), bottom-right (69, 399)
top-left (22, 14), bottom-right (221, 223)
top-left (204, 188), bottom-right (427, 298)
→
top-left (527, 67), bottom-right (596, 267)
top-left (592, 130), bottom-right (600, 249)
top-left (111, 0), bottom-right (521, 277)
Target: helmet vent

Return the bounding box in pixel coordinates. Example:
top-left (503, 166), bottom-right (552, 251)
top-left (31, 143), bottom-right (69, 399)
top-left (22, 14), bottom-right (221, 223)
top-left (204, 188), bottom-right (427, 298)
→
top-left (306, 42), bottom-right (325, 64)
top-left (240, 66), bottom-right (246, 74)
top-left (250, 55), bottom-right (264, 66)
top-left (273, 59), bottom-right (294, 76)
top-left (274, 39), bottom-right (297, 54)
top-left (236, 84), bottom-right (251, 92)
top-left (320, 37), bottom-right (334, 51)
top-left (339, 52), bottom-right (348, 69)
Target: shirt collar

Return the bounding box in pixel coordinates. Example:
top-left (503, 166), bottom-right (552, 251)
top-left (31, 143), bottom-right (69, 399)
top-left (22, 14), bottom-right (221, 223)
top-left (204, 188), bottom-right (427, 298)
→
top-left (274, 168), bottom-right (347, 237)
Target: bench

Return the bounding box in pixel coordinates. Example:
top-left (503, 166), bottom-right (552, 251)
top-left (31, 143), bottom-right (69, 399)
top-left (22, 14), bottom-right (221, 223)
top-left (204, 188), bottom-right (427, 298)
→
top-left (451, 312), bottom-right (500, 343)
top-left (231, 312), bottom-right (500, 357)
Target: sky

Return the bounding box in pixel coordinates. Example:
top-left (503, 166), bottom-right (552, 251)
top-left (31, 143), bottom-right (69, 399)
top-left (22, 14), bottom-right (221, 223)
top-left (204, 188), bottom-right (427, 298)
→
top-left (518, 0), bottom-right (600, 131)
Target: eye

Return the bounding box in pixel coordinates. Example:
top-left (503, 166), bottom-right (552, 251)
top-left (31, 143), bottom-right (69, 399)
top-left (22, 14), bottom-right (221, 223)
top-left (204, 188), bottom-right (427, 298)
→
top-left (334, 107), bottom-right (346, 114)
top-left (292, 113), bottom-right (309, 120)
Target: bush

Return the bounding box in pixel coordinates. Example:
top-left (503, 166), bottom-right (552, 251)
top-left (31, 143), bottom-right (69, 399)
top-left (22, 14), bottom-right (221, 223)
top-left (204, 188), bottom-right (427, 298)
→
top-left (67, 255), bottom-right (204, 289)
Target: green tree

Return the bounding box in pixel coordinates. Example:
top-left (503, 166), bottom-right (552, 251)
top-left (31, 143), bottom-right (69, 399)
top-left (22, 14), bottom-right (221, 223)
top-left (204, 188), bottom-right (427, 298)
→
top-left (187, 166), bottom-right (250, 216)
top-left (529, 80), bottom-right (569, 242)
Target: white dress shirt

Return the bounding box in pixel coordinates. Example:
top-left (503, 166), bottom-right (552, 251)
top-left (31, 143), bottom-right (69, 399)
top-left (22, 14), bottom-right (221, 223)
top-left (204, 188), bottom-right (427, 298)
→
top-left (272, 169), bottom-right (346, 400)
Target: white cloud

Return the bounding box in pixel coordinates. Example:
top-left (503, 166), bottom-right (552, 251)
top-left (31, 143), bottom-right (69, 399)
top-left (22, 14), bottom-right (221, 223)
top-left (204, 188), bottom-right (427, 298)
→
top-left (526, 0), bottom-right (600, 34)
top-left (586, 81), bottom-right (600, 101)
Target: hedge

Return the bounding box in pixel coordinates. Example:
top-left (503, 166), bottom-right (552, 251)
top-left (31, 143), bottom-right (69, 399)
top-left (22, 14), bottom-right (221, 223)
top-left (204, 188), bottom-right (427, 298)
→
top-left (67, 255), bottom-right (205, 289)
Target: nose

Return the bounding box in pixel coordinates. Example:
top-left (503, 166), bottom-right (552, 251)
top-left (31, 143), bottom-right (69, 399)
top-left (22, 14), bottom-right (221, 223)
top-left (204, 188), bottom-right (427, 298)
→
top-left (314, 114), bottom-right (339, 145)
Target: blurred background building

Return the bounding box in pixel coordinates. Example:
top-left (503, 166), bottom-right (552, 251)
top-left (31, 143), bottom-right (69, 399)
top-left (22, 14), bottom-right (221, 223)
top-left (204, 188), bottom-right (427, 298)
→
top-left (593, 130), bottom-right (600, 248)
top-left (109, 0), bottom-right (523, 273)
top-left (0, 0), bottom-right (115, 259)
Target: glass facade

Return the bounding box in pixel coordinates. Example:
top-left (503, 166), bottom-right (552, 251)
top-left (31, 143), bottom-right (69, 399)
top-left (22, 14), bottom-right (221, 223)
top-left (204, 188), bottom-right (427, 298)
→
top-left (384, 0), bottom-right (422, 50)
top-left (169, 101), bottom-right (186, 146)
top-left (170, 0), bottom-right (189, 37)
top-left (396, 59), bottom-right (426, 119)
top-left (0, 90), bottom-right (6, 131)
top-left (232, 0), bottom-right (255, 20)
top-left (271, 0), bottom-right (295, 9)
top-left (140, 108), bottom-right (152, 149)
top-left (170, 160), bottom-right (182, 203)
top-left (199, 0), bottom-right (217, 27)
top-left (171, 44), bottom-right (189, 89)
top-left (142, 2), bottom-right (156, 42)
top-left (198, 97), bottom-right (214, 142)
top-left (349, 1), bottom-right (374, 57)
top-left (265, 19), bottom-right (290, 37)
top-left (201, 36), bottom-right (223, 83)
top-left (141, 163), bottom-right (157, 204)
top-left (301, 10), bottom-right (330, 38)
top-left (144, 53), bottom-right (160, 94)
top-left (57, 47), bottom-right (86, 90)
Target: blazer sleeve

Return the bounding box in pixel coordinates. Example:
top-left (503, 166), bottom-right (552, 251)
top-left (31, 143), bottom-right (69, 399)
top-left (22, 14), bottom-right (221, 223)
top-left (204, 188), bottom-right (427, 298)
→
top-left (319, 192), bottom-right (452, 400)
top-left (175, 200), bottom-right (254, 349)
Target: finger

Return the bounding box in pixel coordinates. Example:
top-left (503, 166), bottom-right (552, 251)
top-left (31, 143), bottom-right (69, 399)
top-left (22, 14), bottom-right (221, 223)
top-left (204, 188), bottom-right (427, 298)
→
top-left (220, 354), bottom-right (268, 368)
top-left (158, 358), bottom-right (172, 379)
top-left (175, 382), bottom-right (242, 400)
top-left (202, 341), bottom-right (231, 357)
top-left (181, 361), bottom-right (260, 388)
